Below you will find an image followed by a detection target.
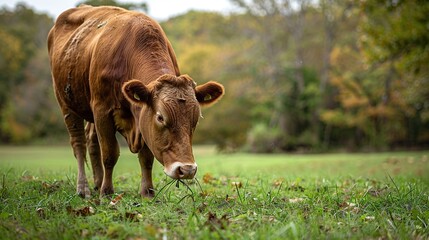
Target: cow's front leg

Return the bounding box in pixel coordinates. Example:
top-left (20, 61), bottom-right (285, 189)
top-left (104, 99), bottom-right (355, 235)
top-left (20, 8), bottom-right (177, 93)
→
top-left (64, 112), bottom-right (91, 198)
top-left (138, 145), bottom-right (155, 197)
top-left (94, 113), bottom-right (119, 196)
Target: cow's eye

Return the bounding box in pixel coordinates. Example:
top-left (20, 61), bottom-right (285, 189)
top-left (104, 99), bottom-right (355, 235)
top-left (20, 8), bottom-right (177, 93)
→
top-left (156, 113), bottom-right (164, 124)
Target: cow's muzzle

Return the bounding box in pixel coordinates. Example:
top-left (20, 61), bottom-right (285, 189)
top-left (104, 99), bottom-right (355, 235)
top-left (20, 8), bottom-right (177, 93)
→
top-left (165, 162), bottom-right (197, 179)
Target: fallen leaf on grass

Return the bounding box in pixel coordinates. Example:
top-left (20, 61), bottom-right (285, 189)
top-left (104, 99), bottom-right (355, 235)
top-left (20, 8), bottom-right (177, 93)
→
top-left (206, 212), bottom-right (229, 231)
top-left (288, 197), bottom-right (304, 203)
top-left (42, 181), bottom-right (62, 193)
top-left (109, 193), bottom-right (124, 206)
top-left (287, 183), bottom-right (305, 192)
top-left (367, 187), bottom-right (388, 197)
top-left (21, 175), bottom-right (37, 181)
top-left (36, 208), bottom-right (46, 219)
top-left (125, 212), bottom-right (143, 222)
top-left (15, 225), bottom-right (28, 234)
top-left (199, 191), bottom-right (209, 198)
top-left (339, 202), bottom-right (360, 214)
top-left (198, 202), bottom-right (208, 212)
top-left (263, 215), bottom-right (276, 222)
top-left (272, 179), bottom-right (284, 187)
top-left (89, 198), bottom-right (101, 206)
top-left (66, 206), bottom-right (95, 217)
top-left (202, 173), bottom-right (215, 184)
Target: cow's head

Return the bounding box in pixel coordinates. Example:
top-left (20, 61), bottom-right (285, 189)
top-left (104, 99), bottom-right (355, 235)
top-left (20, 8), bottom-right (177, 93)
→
top-left (122, 74), bottom-right (224, 179)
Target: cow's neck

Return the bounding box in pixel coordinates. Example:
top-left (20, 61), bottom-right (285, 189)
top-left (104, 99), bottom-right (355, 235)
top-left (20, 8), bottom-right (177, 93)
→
top-left (133, 55), bottom-right (179, 85)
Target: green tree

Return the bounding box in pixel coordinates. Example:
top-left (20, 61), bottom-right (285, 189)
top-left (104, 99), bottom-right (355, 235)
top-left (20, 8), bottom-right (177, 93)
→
top-left (359, 0), bottom-right (429, 146)
top-left (321, 0), bottom-right (429, 149)
top-left (0, 3), bottom-right (61, 143)
top-left (229, 0), bottom-right (326, 151)
top-left (0, 28), bottom-right (24, 124)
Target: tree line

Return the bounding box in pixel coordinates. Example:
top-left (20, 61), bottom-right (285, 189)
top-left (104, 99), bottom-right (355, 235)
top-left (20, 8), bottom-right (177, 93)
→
top-left (0, 0), bottom-right (428, 152)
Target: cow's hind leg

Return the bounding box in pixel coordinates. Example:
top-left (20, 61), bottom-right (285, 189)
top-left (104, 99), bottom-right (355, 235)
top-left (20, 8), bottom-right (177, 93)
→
top-left (64, 112), bottom-right (91, 198)
top-left (138, 145), bottom-right (155, 197)
top-left (85, 122), bottom-right (103, 191)
top-left (94, 113), bottom-right (119, 196)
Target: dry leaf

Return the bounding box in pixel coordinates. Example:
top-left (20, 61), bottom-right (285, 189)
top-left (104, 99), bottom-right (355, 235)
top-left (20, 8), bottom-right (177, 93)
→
top-left (36, 208), bottom-right (46, 219)
top-left (198, 202), bottom-right (208, 212)
top-left (42, 181), bottom-right (62, 193)
top-left (339, 202), bottom-right (360, 213)
top-left (109, 193), bottom-right (124, 206)
top-left (263, 215), bottom-right (276, 222)
top-left (289, 197), bottom-right (304, 203)
top-left (67, 206), bottom-right (95, 217)
top-left (125, 212), bottom-right (143, 222)
top-left (206, 212), bottom-right (229, 231)
top-left (21, 175), bottom-right (36, 181)
top-left (272, 179), bottom-right (283, 187)
top-left (288, 183), bottom-right (305, 192)
top-left (368, 187), bottom-right (388, 197)
top-left (202, 173), bottom-right (215, 184)
top-left (199, 191), bottom-right (209, 198)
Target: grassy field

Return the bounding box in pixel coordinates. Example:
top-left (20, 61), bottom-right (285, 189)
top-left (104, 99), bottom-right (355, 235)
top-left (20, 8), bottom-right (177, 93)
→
top-left (0, 146), bottom-right (428, 239)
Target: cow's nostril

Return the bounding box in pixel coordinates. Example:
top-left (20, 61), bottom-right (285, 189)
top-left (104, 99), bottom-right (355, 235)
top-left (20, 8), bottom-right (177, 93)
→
top-left (166, 163), bottom-right (198, 179)
top-left (175, 164), bottom-right (197, 179)
top-left (177, 166), bottom-right (185, 178)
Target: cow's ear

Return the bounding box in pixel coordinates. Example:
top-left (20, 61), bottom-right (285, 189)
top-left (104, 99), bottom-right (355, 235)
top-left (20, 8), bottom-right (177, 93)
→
top-left (195, 81), bottom-right (225, 106)
top-left (122, 80), bottom-right (152, 105)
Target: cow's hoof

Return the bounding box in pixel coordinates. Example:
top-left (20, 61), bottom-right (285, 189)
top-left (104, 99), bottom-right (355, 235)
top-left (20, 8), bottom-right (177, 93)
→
top-left (77, 187), bottom-right (91, 199)
top-left (77, 179), bottom-right (91, 198)
top-left (100, 187), bottom-right (114, 197)
top-left (141, 188), bottom-right (155, 198)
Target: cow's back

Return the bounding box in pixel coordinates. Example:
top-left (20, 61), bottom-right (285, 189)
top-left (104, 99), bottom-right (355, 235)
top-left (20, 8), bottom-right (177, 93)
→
top-left (48, 5), bottom-right (178, 122)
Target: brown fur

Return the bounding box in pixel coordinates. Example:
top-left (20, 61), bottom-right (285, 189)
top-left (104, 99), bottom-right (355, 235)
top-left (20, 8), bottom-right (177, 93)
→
top-left (48, 5), bottom-right (224, 198)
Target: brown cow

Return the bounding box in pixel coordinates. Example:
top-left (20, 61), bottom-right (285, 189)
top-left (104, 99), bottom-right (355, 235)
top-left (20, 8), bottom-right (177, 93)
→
top-left (47, 5), bottom-right (224, 198)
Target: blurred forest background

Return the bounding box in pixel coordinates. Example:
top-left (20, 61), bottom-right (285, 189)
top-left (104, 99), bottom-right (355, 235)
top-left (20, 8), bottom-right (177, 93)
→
top-left (0, 0), bottom-right (428, 152)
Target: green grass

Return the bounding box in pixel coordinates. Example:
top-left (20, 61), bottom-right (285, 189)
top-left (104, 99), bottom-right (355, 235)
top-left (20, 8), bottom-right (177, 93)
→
top-left (1, 146), bottom-right (428, 239)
